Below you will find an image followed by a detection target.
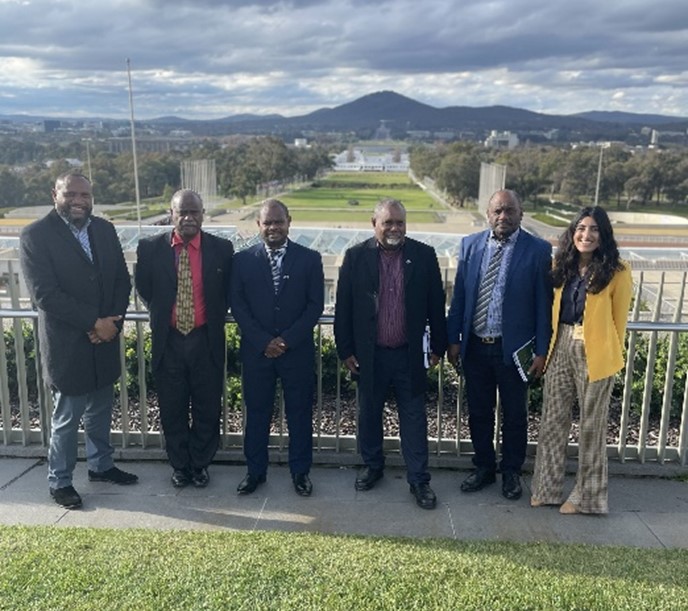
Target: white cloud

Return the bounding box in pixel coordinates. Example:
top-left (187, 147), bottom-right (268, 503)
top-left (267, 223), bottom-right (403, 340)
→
top-left (0, 0), bottom-right (686, 118)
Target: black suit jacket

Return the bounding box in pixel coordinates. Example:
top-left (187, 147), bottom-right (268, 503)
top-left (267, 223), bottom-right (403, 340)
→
top-left (231, 240), bottom-right (324, 361)
top-left (19, 210), bottom-right (131, 395)
top-left (135, 230), bottom-right (233, 371)
top-left (334, 237), bottom-right (448, 397)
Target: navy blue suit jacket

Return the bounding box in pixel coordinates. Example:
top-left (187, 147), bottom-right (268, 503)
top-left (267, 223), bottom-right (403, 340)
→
top-left (447, 229), bottom-right (553, 363)
top-left (231, 240), bottom-right (324, 361)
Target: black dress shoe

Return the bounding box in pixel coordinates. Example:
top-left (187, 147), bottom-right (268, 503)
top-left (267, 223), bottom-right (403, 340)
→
top-left (88, 466), bottom-right (138, 485)
top-left (237, 473), bottom-right (266, 495)
top-left (50, 485), bottom-right (82, 509)
top-left (355, 466), bottom-right (384, 491)
top-left (192, 467), bottom-right (210, 488)
top-left (460, 468), bottom-right (496, 493)
top-left (171, 469), bottom-right (192, 488)
top-left (292, 473), bottom-right (313, 497)
top-left (410, 482), bottom-right (437, 510)
top-left (502, 471), bottom-right (523, 500)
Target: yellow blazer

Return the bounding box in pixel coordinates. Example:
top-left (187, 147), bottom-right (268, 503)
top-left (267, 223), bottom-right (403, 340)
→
top-left (548, 261), bottom-right (633, 382)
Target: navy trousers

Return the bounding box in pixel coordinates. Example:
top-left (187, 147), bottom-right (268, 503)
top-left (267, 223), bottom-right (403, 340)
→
top-left (358, 346), bottom-right (430, 485)
top-left (241, 348), bottom-right (314, 477)
top-left (463, 335), bottom-right (528, 474)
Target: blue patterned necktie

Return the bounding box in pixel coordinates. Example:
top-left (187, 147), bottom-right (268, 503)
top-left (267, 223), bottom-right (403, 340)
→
top-left (70, 224), bottom-right (92, 261)
top-left (267, 247), bottom-right (286, 293)
top-left (473, 244), bottom-right (505, 334)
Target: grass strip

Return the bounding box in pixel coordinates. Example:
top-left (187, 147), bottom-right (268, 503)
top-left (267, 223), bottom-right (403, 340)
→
top-left (1, 526), bottom-right (687, 610)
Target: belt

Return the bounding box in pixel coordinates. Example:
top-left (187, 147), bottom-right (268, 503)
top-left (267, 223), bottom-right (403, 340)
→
top-left (472, 334), bottom-right (501, 344)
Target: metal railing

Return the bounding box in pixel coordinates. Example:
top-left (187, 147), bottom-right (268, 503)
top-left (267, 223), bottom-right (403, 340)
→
top-left (1, 307), bottom-right (687, 467)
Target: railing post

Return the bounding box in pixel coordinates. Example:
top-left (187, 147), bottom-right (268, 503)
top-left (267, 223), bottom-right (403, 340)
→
top-left (658, 271), bottom-right (686, 463)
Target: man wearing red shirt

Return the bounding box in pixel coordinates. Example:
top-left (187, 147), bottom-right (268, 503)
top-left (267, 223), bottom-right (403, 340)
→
top-left (135, 190), bottom-right (233, 488)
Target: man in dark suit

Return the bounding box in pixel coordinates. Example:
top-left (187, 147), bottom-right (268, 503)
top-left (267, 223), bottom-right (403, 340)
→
top-left (135, 189), bottom-right (233, 489)
top-left (231, 199), bottom-right (324, 496)
top-left (447, 189), bottom-right (552, 500)
top-left (334, 198), bottom-right (447, 510)
top-left (20, 172), bottom-right (137, 510)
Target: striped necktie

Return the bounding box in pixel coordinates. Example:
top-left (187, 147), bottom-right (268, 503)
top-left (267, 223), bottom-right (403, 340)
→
top-left (176, 247), bottom-right (194, 335)
top-left (70, 224), bottom-right (93, 261)
top-left (473, 244), bottom-right (505, 334)
top-left (268, 247), bottom-right (286, 293)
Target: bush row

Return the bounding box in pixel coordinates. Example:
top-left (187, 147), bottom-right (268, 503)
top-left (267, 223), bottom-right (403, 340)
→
top-left (3, 323), bottom-right (687, 419)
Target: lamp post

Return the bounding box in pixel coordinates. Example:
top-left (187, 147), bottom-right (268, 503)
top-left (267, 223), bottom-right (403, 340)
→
top-left (83, 138), bottom-right (93, 183)
top-left (594, 146), bottom-right (604, 206)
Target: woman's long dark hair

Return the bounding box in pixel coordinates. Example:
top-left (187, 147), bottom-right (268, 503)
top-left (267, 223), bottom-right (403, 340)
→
top-left (552, 206), bottom-right (624, 294)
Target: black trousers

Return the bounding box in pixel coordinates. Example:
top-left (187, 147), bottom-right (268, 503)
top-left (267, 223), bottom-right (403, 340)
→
top-left (463, 335), bottom-right (528, 474)
top-left (154, 325), bottom-right (223, 471)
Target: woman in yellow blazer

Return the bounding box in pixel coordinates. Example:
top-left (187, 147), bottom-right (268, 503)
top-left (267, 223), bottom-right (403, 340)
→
top-left (531, 206), bottom-right (632, 514)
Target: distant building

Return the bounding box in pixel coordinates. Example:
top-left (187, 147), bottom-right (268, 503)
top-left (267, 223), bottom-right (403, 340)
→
top-left (332, 148), bottom-right (409, 172)
top-left (484, 130), bottom-right (519, 149)
top-left (294, 138), bottom-right (309, 148)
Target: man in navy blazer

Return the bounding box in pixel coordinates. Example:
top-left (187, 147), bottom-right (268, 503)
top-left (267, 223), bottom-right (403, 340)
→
top-left (135, 190), bottom-right (233, 489)
top-left (20, 172), bottom-right (137, 510)
top-left (231, 199), bottom-right (324, 496)
top-left (447, 189), bottom-right (552, 500)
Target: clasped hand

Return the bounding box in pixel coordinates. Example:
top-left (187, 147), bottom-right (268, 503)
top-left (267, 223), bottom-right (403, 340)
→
top-left (264, 336), bottom-right (288, 358)
top-left (88, 315), bottom-right (122, 345)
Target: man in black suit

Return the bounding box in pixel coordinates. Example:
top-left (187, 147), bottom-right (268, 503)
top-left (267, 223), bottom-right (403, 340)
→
top-left (231, 199), bottom-right (324, 496)
top-left (135, 189), bottom-right (233, 488)
top-left (334, 198), bottom-right (447, 509)
top-left (20, 172), bottom-right (137, 510)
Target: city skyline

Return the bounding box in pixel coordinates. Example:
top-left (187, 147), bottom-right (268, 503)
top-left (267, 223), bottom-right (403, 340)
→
top-left (0, 0), bottom-right (686, 121)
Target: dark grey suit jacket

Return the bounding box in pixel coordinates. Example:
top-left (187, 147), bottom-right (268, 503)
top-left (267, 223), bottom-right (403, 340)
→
top-left (334, 237), bottom-right (448, 398)
top-left (134, 230), bottom-right (233, 371)
top-left (19, 210), bottom-right (131, 395)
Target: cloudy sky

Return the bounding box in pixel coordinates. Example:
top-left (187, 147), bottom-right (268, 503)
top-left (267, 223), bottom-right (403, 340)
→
top-left (1, 0), bottom-right (687, 120)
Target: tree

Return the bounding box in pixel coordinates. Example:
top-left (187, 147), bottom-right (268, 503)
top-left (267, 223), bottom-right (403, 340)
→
top-left (0, 167), bottom-right (26, 208)
top-left (435, 152), bottom-right (480, 207)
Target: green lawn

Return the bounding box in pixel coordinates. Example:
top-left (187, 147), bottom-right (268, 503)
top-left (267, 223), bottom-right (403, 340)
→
top-left (320, 171), bottom-right (416, 187)
top-left (278, 172), bottom-right (441, 223)
top-left (284, 209), bottom-right (442, 223)
top-left (1, 526), bottom-right (687, 610)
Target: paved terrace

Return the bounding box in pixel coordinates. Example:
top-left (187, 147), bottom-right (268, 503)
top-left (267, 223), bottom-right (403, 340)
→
top-left (1, 457), bottom-right (687, 548)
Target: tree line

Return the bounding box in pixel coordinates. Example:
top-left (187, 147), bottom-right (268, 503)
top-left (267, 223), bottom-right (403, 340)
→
top-left (410, 142), bottom-right (688, 209)
top-left (0, 136), bottom-right (333, 209)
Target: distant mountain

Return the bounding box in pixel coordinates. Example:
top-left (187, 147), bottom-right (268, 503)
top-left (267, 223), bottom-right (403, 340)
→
top-left (261, 91), bottom-right (602, 134)
top-left (572, 110), bottom-right (688, 125)
top-left (2, 92), bottom-right (686, 141)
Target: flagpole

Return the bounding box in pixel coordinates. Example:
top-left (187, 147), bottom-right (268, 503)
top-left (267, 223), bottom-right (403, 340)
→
top-left (126, 58), bottom-right (142, 236)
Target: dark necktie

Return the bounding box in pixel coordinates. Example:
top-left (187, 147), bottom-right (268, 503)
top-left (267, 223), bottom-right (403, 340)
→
top-left (176, 247), bottom-right (194, 335)
top-left (473, 244), bottom-right (505, 334)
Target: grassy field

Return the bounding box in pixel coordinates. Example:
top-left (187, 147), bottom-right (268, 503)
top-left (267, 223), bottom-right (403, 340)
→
top-left (317, 172), bottom-right (418, 187)
top-left (277, 172), bottom-right (441, 223)
top-left (1, 526), bottom-right (687, 610)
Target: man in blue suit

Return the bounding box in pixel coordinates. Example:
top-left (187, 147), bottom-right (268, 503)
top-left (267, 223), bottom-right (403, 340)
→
top-left (231, 199), bottom-right (324, 496)
top-left (447, 189), bottom-right (552, 500)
